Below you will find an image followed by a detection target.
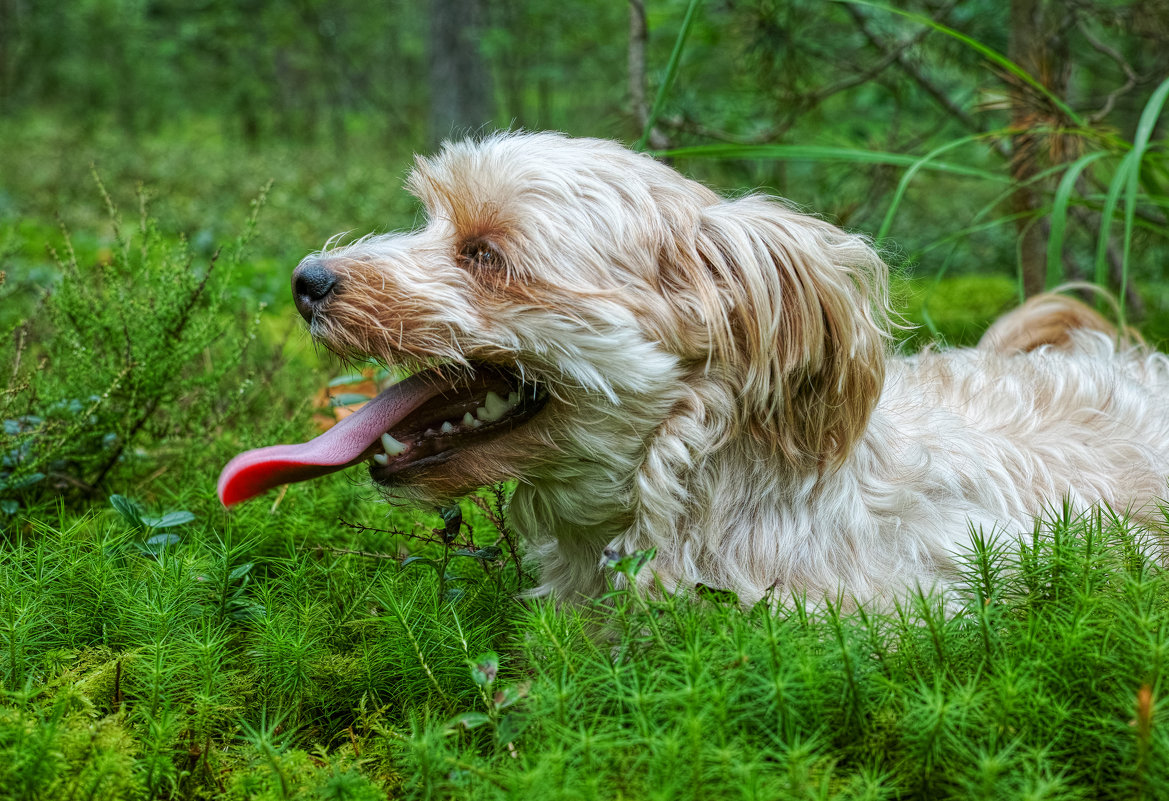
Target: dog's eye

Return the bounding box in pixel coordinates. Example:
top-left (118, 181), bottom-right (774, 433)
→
top-left (458, 239), bottom-right (503, 270)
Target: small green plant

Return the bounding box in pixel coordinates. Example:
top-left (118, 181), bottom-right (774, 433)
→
top-left (0, 177), bottom-right (270, 507)
top-left (447, 650), bottom-right (531, 750)
top-left (345, 485), bottom-right (529, 602)
top-left (108, 493), bottom-right (195, 558)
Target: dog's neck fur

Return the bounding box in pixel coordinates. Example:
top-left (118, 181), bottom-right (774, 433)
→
top-left (510, 350), bottom-right (903, 605)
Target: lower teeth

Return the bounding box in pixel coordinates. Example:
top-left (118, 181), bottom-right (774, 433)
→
top-left (371, 386), bottom-right (526, 466)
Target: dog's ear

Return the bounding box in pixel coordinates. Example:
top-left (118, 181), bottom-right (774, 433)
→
top-left (661, 195), bottom-right (890, 468)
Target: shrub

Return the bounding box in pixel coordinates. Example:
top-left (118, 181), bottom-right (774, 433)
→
top-left (0, 176), bottom-right (271, 514)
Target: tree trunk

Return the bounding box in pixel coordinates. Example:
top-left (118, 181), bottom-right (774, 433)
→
top-left (427, 0), bottom-right (494, 146)
top-left (628, 0), bottom-right (669, 149)
top-left (1009, 0), bottom-right (1071, 297)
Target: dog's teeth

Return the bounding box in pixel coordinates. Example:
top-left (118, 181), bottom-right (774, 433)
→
top-left (487, 391), bottom-right (512, 419)
top-left (440, 421), bottom-right (454, 434)
top-left (373, 453), bottom-right (390, 466)
top-left (462, 412), bottom-right (475, 427)
top-left (424, 428), bottom-right (436, 437)
top-left (471, 418), bottom-right (482, 428)
top-left (507, 391), bottom-right (520, 406)
top-left (476, 391), bottom-right (512, 422)
top-left (380, 433), bottom-right (407, 456)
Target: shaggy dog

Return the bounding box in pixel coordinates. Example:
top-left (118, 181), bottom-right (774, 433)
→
top-left (219, 132), bottom-right (1169, 607)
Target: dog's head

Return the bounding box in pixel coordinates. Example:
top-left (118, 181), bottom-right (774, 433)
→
top-left (220, 132), bottom-right (890, 507)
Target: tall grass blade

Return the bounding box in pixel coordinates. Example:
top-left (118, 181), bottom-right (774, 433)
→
top-left (1119, 76), bottom-right (1169, 324)
top-left (636, 0), bottom-right (704, 151)
top-left (660, 143), bottom-right (1007, 182)
top-left (1046, 150), bottom-right (1110, 290)
top-left (878, 132), bottom-right (1000, 241)
top-left (1093, 152), bottom-right (1131, 301)
top-left (1093, 78), bottom-right (1169, 324)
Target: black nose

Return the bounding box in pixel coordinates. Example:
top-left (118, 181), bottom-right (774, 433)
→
top-left (292, 258), bottom-right (338, 322)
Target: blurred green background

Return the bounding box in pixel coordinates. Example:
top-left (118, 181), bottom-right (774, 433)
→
top-left (4, 0), bottom-right (1169, 344)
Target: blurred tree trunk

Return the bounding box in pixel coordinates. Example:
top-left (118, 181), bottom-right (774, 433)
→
top-left (490, 0), bottom-right (526, 125)
top-left (628, 0), bottom-right (668, 148)
top-left (427, 0), bottom-right (493, 146)
top-left (1009, 0), bottom-right (1071, 297)
top-left (0, 0), bottom-right (18, 110)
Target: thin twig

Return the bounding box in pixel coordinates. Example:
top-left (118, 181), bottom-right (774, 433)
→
top-left (657, 2), bottom-right (959, 148)
top-left (305, 545), bottom-right (403, 561)
top-left (338, 517), bottom-right (450, 548)
top-left (845, 3), bottom-right (1009, 159)
top-left (1078, 21), bottom-right (1138, 123)
top-left (473, 486), bottom-right (534, 589)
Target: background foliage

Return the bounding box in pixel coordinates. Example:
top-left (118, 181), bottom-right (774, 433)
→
top-left (3, 0), bottom-right (1169, 798)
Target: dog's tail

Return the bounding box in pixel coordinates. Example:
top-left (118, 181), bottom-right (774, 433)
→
top-left (978, 283), bottom-right (1142, 354)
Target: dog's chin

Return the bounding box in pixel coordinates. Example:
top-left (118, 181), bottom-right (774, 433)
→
top-left (367, 439), bottom-right (535, 504)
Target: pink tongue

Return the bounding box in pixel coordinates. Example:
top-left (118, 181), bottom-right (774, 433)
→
top-left (217, 372), bottom-right (439, 506)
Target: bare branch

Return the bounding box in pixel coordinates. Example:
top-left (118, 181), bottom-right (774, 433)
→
top-left (305, 544), bottom-right (403, 561)
top-left (1078, 21), bottom-right (1138, 123)
top-left (844, 3), bottom-right (1010, 160)
top-left (655, 2), bottom-right (959, 147)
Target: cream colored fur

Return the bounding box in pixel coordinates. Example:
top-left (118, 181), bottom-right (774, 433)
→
top-left (306, 131), bottom-right (1169, 607)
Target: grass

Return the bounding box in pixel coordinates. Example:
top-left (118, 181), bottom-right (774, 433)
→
top-left (4, 113), bottom-right (1169, 798)
top-left (3, 492), bottom-right (1169, 799)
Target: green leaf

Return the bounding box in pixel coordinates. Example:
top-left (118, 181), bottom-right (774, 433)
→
top-left (146, 533), bottom-right (181, 548)
top-left (492, 683), bottom-right (529, 710)
top-left (496, 712), bottom-right (529, 744)
top-left (229, 600), bottom-right (266, 621)
top-left (696, 583), bottom-right (741, 606)
top-left (140, 510), bottom-right (195, 529)
top-left (329, 393), bottom-right (372, 407)
top-left (471, 652), bottom-right (499, 686)
top-left (110, 494), bottom-right (145, 528)
top-left (133, 532), bottom-right (181, 558)
top-left (5, 472), bottom-right (45, 491)
top-left (228, 562), bottom-right (255, 581)
top-left (453, 546), bottom-right (503, 561)
top-left (401, 556), bottom-right (441, 573)
top-left (447, 712), bottom-right (490, 731)
top-left (0, 500), bottom-right (18, 516)
top-left (439, 504), bottom-right (462, 541)
top-left (603, 547), bottom-right (657, 578)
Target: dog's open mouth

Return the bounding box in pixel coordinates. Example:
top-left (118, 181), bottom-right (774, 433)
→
top-left (217, 364), bottom-right (546, 506)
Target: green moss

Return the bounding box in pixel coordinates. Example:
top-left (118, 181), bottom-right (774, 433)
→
top-left (892, 273), bottom-right (1020, 349)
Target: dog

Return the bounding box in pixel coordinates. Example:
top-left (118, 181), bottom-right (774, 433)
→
top-left (219, 132), bottom-right (1169, 607)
